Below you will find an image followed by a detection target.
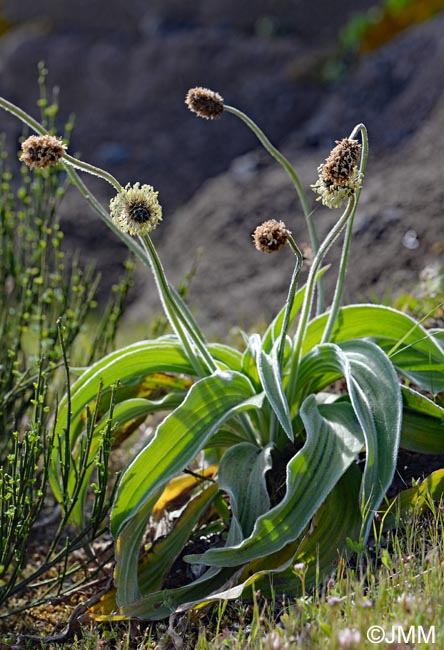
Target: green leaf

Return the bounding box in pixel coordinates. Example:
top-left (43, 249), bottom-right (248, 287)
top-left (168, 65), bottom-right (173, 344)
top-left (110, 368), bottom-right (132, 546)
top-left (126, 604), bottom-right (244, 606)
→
top-left (111, 371), bottom-right (264, 537)
top-left (188, 340), bottom-right (402, 567)
top-left (302, 305), bottom-right (444, 392)
top-left (60, 339), bottom-right (194, 427)
top-left (256, 340), bottom-right (294, 441)
top-left (292, 463), bottom-right (363, 578)
top-left (149, 466), bottom-right (363, 612)
top-left (400, 386), bottom-right (444, 453)
top-left (185, 399), bottom-right (363, 567)
top-left (208, 342), bottom-right (243, 372)
top-left (115, 493), bottom-right (161, 605)
top-left (219, 464), bottom-right (364, 601)
top-left (241, 334), bottom-right (261, 390)
top-left (381, 469), bottom-right (444, 531)
top-left (339, 340), bottom-right (402, 538)
top-left (297, 340), bottom-right (402, 540)
top-left (430, 328), bottom-right (444, 350)
top-left (402, 385), bottom-right (444, 418)
top-left (218, 442), bottom-right (273, 538)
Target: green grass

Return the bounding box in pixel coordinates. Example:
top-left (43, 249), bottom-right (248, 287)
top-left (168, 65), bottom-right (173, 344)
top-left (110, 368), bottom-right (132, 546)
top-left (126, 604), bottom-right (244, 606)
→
top-left (3, 500), bottom-right (441, 648)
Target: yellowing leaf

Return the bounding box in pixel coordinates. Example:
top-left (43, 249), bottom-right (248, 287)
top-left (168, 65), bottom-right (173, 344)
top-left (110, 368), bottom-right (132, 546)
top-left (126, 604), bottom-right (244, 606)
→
top-left (152, 465), bottom-right (217, 520)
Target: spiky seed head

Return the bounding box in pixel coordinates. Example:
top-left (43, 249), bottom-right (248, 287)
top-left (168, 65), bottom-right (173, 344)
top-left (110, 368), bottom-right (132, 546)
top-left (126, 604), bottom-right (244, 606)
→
top-left (110, 183), bottom-right (162, 236)
top-left (311, 138), bottom-right (362, 209)
top-left (185, 87), bottom-right (224, 120)
top-left (20, 134), bottom-right (67, 169)
top-left (322, 138), bottom-right (361, 186)
top-left (252, 220), bottom-right (290, 253)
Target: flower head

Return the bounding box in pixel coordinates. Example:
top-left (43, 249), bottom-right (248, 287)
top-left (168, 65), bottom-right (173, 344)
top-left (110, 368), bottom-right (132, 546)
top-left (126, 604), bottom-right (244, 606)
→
top-left (311, 138), bottom-right (362, 208)
top-left (185, 87), bottom-right (224, 120)
top-left (110, 183), bottom-right (162, 236)
top-left (252, 220), bottom-right (290, 253)
top-left (20, 134), bottom-right (67, 169)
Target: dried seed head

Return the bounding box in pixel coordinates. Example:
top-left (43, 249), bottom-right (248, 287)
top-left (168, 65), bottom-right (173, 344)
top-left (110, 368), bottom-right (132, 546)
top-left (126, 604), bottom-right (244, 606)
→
top-left (20, 134), bottom-right (67, 169)
top-left (110, 183), bottom-right (162, 236)
top-left (252, 220), bottom-right (290, 253)
top-left (311, 138), bottom-right (362, 209)
top-left (185, 87), bottom-right (224, 120)
top-left (322, 138), bottom-right (361, 187)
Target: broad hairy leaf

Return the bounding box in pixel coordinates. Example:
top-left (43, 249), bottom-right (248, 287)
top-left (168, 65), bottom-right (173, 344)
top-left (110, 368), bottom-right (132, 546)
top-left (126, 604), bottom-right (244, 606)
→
top-left (114, 476), bottom-right (217, 606)
top-left (185, 398), bottom-right (364, 567)
top-left (241, 334), bottom-right (261, 390)
top-left (175, 464), bottom-right (363, 609)
top-left (187, 339), bottom-right (401, 567)
top-left (302, 305), bottom-right (444, 392)
top-left (92, 484), bottom-right (218, 618)
top-left (218, 442), bottom-right (273, 539)
top-left (256, 339), bottom-right (294, 441)
top-left (296, 340), bottom-right (402, 540)
top-left (430, 328), bottom-right (444, 346)
top-left (115, 493), bottom-right (161, 605)
top-left (111, 371), bottom-right (264, 537)
top-left (291, 462), bottom-right (363, 578)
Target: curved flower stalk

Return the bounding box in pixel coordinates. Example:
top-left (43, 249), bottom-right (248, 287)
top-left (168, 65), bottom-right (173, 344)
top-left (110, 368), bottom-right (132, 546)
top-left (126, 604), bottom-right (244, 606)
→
top-left (252, 219), bottom-right (304, 368)
top-left (284, 130), bottom-right (367, 405)
top-left (321, 125), bottom-right (369, 344)
top-left (185, 86), bottom-right (325, 313)
top-left (287, 198), bottom-right (356, 406)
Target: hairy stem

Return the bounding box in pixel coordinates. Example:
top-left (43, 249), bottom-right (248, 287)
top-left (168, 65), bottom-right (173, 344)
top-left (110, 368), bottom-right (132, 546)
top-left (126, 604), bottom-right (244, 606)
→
top-left (62, 153), bottom-right (123, 192)
top-left (321, 124), bottom-right (369, 344)
top-left (287, 198), bottom-right (356, 407)
top-left (224, 104), bottom-right (324, 312)
top-left (278, 234), bottom-right (304, 368)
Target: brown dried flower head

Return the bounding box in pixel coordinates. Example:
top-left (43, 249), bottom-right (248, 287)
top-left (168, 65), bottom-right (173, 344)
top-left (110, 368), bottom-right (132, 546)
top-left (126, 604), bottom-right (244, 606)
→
top-left (322, 138), bottom-right (361, 187)
top-left (20, 134), bottom-right (67, 170)
top-left (185, 87), bottom-right (224, 120)
top-left (253, 220), bottom-right (290, 254)
top-left (311, 138), bottom-right (362, 209)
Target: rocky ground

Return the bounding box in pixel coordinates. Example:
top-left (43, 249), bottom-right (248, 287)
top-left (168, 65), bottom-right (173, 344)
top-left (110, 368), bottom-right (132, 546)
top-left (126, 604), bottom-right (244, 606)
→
top-left (0, 3), bottom-right (443, 335)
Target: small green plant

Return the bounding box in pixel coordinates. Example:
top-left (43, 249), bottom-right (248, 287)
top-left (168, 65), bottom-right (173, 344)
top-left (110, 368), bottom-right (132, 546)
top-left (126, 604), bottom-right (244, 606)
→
top-left (0, 69), bottom-right (133, 615)
top-left (1, 81), bottom-right (444, 625)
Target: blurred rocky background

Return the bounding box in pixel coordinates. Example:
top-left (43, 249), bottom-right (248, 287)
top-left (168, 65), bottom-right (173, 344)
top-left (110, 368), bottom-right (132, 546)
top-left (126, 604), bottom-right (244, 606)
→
top-left (0, 0), bottom-right (443, 335)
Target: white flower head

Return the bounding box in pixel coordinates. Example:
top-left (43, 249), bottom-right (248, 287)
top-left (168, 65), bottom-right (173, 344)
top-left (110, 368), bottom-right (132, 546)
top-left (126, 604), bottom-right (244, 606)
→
top-left (110, 182), bottom-right (162, 236)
